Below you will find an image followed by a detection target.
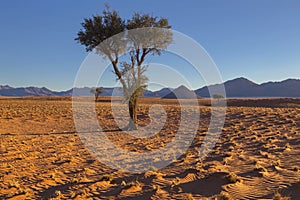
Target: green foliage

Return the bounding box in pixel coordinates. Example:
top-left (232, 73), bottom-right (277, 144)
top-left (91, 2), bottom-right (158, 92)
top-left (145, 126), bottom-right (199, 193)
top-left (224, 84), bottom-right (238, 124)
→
top-left (75, 7), bottom-right (125, 52)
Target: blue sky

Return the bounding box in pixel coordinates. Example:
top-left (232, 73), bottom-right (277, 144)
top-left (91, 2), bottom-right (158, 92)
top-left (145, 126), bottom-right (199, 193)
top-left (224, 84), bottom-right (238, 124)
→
top-left (0, 0), bottom-right (299, 91)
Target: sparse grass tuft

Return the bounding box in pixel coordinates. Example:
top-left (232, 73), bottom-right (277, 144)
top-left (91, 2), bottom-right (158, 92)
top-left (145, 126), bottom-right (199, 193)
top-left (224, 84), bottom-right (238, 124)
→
top-left (213, 191), bottom-right (234, 200)
top-left (273, 192), bottom-right (290, 200)
top-left (16, 188), bottom-right (29, 195)
top-left (121, 180), bottom-right (127, 187)
top-left (226, 172), bottom-right (242, 183)
top-left (183, 193), bottom-right (194, 200)
top-left (70, 191), bottom-right (77, 198)
top-left (128, 180), bottom-right (141, 188)
top-left (70, 177), bottom-right (79, 184)
top-left (152, 184), bottom-right (160, 191)
top-left (100, 174), bottom-right (113, 182)
top-left (8, 179), bottom-right (20, 189)
top-left (171, 177), bottom-right (180, 187)
top-left (50, 172), bottom-right (56, 179)
top-left (55, 190), bottom-right (62, 197)
top-left (293, 166), bottom-right (299, 172)
top-left (285, 143), bottom-right (291, 151)
top-left (255, 162), bottom-right (268, 174)
top-left (149, 166), bottom-right (158, 172)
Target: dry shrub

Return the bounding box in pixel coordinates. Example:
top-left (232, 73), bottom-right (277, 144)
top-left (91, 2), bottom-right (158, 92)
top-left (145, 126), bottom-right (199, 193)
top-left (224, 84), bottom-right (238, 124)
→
top-left (273, 192), bottom-right (290, 200)
top-left (183, 193), bottom-right (194, 200)
top-left (226, 172), bottom-right (242, 183)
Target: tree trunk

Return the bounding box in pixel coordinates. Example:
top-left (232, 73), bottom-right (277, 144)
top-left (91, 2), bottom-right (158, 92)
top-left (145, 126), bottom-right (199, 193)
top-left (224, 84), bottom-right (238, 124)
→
top-left (126, 96), bottom-right (138, 130)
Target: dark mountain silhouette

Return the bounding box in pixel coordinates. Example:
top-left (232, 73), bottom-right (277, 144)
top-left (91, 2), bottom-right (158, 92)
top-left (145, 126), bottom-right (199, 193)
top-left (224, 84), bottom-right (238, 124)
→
top-left (144, 88), bottom-right (173, 97)
top-left (1, 77), bottom-right (300, 97)
top-left (0, 85), bottom-right (13, 90)
top-left (195, 77), bottom-right (260, 97)
top-left (0, 85), bottom-right (172, 97)
top-left (162, 85), bottom-right (198, 99)
top-left (0, 86), bottom-right (54, 96)
top-left (258, 79), bottom-right (300, 97)
top-left (195, 77), bottom-right (300, 98)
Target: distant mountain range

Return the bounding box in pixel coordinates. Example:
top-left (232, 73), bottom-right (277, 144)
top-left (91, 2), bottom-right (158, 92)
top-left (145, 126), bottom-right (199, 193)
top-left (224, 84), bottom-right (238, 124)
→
top-left (162, 85), bottom-right (198, 99)
top-left (195, 77), bottom-right (300, 98)
top-left (1, 77), bottom-right (300, 98)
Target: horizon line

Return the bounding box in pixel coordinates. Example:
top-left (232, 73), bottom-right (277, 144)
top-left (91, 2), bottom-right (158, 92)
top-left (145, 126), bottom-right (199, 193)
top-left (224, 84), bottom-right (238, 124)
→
top-left (1, 76), bottom-right (300, 92)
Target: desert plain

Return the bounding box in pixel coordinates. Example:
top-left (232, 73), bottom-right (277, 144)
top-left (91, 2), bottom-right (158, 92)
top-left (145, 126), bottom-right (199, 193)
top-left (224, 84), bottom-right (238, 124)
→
top-left (0, 97), bottom-right (300, 199)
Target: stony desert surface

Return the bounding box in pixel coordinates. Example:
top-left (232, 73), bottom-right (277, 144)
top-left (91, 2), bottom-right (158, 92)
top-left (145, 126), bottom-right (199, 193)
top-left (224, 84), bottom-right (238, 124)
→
top-left (1, 97), bottom-right (300, 199)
